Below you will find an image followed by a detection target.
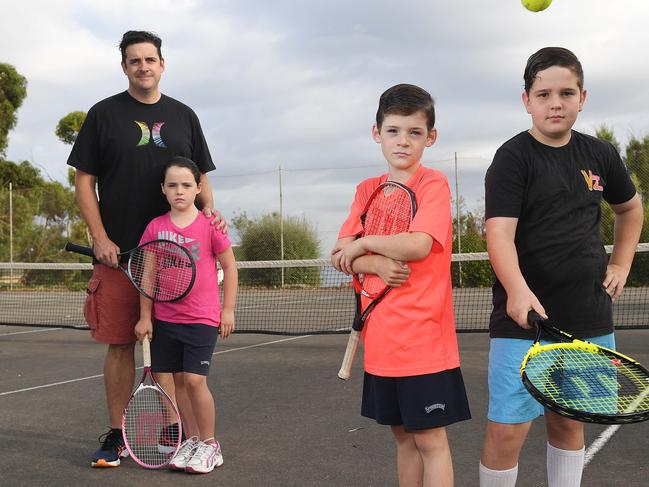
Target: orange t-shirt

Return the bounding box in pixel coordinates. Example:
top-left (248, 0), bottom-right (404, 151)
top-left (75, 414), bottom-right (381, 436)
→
top-left (338, 165), bottom-right (460, 377)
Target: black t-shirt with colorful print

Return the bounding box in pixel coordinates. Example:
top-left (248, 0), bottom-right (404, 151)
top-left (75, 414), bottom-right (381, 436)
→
top-left (485, 130), bottom-right (636, 339)
top-left (67, 91), bottom-right (215, 253)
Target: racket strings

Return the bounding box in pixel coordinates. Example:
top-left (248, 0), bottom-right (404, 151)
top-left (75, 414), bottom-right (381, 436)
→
top-left (526, 347), bottom-right (649, 416)
top-left (364, 190), bottom-right (413, 235)
top-left (123, 386), bottom-right (179, 467)
top-left (361, 188), bottom-right (413, 295)
top-left (129, 241), bottom-right (194, 301)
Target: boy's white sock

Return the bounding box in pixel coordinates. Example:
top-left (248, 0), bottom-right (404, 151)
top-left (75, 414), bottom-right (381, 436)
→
top-left (547, 442), bottom-right (584, 487)
top-left (479, 462), bottom-right (518, 487)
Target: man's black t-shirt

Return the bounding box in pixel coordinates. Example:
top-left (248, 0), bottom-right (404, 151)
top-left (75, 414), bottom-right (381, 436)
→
top-left (485, 130), bottom-right (636, 339)
top-left (67, 91), bottom-right (215, 253)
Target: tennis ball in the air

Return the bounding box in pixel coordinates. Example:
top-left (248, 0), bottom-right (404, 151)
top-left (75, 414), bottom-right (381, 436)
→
top-left (522, 0), bottom-right (552, 12)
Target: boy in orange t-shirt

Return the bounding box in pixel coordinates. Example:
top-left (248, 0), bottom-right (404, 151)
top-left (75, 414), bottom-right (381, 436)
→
top-left (332, 84), bottom-right (471, 487)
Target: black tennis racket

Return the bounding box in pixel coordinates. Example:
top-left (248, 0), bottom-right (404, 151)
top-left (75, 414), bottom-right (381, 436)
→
top-left (338, 181), bottom-right (417, 380)
top-left (521, 311), bottom-right (649, 424)
top-left (122, 337), bottom-right (182, 468)
top-left (66, 239), bottom-right (196, 302)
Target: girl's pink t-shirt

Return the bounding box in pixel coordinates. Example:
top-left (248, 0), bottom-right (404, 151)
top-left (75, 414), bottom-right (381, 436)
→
top-left (140, 212), bottom-right (231, 327)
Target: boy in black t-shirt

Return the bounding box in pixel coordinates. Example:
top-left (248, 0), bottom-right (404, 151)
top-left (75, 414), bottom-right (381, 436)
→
top-left (479, 47), bottom-right (643, 487)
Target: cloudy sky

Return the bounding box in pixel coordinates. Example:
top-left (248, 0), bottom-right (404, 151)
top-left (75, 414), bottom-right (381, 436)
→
top-left (2, 0), bottom-right (648, 256)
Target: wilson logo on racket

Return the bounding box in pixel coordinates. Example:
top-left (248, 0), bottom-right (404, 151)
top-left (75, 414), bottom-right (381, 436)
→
top-left (521, 311), bottom-right (649, 425)
top-left (136, 413), bottom-right (167, 445)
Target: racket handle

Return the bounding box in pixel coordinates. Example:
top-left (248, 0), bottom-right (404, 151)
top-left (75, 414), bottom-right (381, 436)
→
top-left (65, 241), bottom-right (94, 257)
top-left (338, 330), bottom-right (361, 380)
top-left (528, 310), bottom-right (544, 326)
top-left (142, 337), bottom-right (152, 368)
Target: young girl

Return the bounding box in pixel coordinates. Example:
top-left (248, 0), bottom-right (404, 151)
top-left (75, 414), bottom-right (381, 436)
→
top-left (134, 156), bottom-right (237, 474)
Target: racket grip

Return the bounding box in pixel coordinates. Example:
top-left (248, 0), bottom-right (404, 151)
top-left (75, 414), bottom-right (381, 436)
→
top-left (142, 337), bottom-right (152, 368)
top-left (65, 241), bottom-right (94, 257)
top-left (528, 310), bottom-right (544, 324)
top-left (338, 330), bottom-right (361, 380)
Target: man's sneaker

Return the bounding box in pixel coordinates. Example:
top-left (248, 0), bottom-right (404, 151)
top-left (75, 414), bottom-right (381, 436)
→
top-left (185, 440), bottom-right (223, 474)
top-left (158, 422), bottom-right (183, 454)
top-left (168, 437), bottom-right (198, 471)
top-left (91, 428), bottom-right (129, 467)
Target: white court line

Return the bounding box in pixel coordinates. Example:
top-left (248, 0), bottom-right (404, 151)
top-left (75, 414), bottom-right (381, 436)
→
top-left (0, 327), bottom-right (63, 337)
top-left (585, 425), bottom-right (620, 466)
top-left (0, 335), bottom-right (312, 397)
top-left (584, 384), bottom-right (649, 466)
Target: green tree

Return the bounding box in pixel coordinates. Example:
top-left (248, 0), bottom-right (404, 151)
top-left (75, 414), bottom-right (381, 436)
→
top-left (0, 63), bottom-right (28, 156)
top-left (452, 198), bottom-right (492, 287)
top-left (595, 124), bottom-right (621, 153)
top-left (594, 125), bottom-right (621, 245)
top-left (55, 111), bottom-right (86, 145)
top-left (625, 134), bottom-right (649, 201)
top-left (622, 134), bottom-right (649, 286)
top-left (0, 159), bottom-right (42, 187)
top-left (0, 159), bottom-right (83, 264)
top-left (232, 212), bottom-right (321, 287)
top-left (55, 110), bottom-right (89, 242)
top-left (594, 126), bottom-right (649, 285)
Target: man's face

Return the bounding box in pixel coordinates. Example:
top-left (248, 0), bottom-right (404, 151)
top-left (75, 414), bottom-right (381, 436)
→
top-left (121, 42), bottom-right (164, 95)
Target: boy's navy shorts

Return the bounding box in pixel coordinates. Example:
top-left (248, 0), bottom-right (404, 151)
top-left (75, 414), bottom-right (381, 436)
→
top-left (361, 368), bottom-right (472, 430)
top-left (151, 319), bottom-right (219, 376)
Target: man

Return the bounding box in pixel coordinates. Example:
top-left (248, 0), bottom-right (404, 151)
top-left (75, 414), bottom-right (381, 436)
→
top-left (67, 30), bottom-right (225, 467)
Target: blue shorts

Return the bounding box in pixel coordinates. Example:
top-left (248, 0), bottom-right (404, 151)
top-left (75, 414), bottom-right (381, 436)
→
top-left (487, 333), bottom-right (616, 423)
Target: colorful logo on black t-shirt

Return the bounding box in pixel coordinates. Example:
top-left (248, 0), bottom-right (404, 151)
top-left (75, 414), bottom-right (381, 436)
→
top-left (580, 169), bottom-right (604, 191)
top-left (135, 121), bottom-right (167, 148)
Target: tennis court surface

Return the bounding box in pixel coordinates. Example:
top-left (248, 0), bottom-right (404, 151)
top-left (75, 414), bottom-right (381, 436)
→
top-left (2, 326), bottom-right (648, 486)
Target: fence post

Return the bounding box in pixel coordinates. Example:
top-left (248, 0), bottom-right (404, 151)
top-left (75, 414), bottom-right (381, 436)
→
top-left (9, 182), bottom-right (13, 289)
top-left (454, 153), bottom-right (462, 287)
top-left (279, 166), bottom-right (284, 287)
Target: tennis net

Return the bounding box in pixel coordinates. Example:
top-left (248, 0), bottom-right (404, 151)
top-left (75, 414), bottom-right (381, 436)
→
top-left (1, 244), bottom-right (648, 334)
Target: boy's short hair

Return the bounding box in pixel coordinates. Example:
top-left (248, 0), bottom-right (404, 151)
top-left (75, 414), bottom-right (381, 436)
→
top-left (162, 156), bottom-right (201, 184)
top-left (524, 47), bottom-right (584, 93)
top-left (376, 84), bottom-right (435, 131)
top-left (119, 30), bottom-right (163, 64)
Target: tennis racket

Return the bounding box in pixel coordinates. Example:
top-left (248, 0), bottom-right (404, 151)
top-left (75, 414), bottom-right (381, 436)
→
top-left (338, 181), bottom-right (417, 380)
top-left (66, 239), bottom-right (196, 302)
top-left (521, 311), bottom-right (649, 424)
top-left (122, 337), bottom-right (182, 468)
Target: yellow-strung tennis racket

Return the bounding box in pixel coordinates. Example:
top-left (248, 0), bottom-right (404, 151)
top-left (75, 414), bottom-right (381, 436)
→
top-left (521, 311), bottom-right (649, 424)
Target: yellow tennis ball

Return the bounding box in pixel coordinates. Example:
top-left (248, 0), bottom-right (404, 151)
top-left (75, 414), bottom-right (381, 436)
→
top-left (522, 0), bottom-right (552, 12)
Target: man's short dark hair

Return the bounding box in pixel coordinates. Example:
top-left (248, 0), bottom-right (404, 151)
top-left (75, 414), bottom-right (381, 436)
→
top-left (119, 30), bottom-right (163, 63)
top-left (524, 47), bottom-right (584, 93)
top-left (376, 84), bottom-right (435, 131)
